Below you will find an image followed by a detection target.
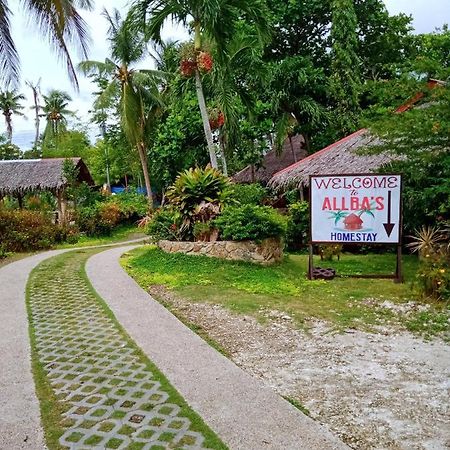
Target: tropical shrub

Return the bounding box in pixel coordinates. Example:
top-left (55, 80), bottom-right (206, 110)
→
top-left (408, 226), bottom-right (450, 300)
top-left (231, 183), bottom-right (268, 205)
top-left (214, 205), bottom-right (287, 242)
top-left (76, 202), bottom-right (120, 236)
top-left (319, 244), bottom-right (343, 261)
top-left (286, 201), bottom-right (309, 251)
top-left (145, 208), bottom-right (181, 241)
top-left (0, 207), bottom-right (77, 252)
top-left (166, 166), bottom-right (233, 238)
top-left (107, 190), bottom-right (148, 221)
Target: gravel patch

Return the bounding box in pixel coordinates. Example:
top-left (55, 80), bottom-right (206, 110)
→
top-left (151, 285), bottom-right (450, 450)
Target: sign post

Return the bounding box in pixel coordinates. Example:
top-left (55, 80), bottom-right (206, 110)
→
top-left (309, 174), bottom-right (403, 282)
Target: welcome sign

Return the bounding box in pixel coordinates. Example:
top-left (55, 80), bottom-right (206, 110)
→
top-left (310, 174), bottom-right (402, 244)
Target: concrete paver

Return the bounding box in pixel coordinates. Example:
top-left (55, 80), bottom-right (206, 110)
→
top-left (0, 249), bottom-right (65, 450)
top-left (28, 250), bottom-right (216, 449)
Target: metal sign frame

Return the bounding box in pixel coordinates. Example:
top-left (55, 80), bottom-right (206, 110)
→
top-left (307, 173), bottom-right (404, 283)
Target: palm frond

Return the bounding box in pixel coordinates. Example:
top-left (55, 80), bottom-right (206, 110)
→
top-left (0, 0), bottom-right (20, 87)
top-left (23, 0), bottom-right (93, 90)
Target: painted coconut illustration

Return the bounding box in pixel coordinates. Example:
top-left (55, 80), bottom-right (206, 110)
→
top-left (343, 213), bottom-right (363, 230)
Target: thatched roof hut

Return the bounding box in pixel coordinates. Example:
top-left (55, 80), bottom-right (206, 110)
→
top-left (268, 129), bottom-right (396, 191)
top-left (0, 158), bottom-right (94, 197)
top-left (232, 134), bottom-right (306, 184)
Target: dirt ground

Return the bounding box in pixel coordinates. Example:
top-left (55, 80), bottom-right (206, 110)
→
top-left (151, 286), bottom-right (450, 450)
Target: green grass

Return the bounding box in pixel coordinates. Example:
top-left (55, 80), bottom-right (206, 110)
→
top-left (56, 223), bottom-right (146, 249)
top-left (0, 251), bottom-right (33, 268)
top-left (26, 249), bottom-right (228, 450)
top-left (122, 246), bottom-right (449, 337)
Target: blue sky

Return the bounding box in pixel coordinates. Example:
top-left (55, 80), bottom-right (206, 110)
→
top-left (6, 0), bottom-right (450, 149)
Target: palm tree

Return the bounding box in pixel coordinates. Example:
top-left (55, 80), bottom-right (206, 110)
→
top-left (79, 9), bottom-right (165, 209)
top-left (0, 0), bottom-right (92, 89)
top-left (41, 90), bottom-right (74, 146)
top-left (25, 79), bottom-right (41, 148)
top-left (129, 0), bottom-right (270, 170)
top-left (0, 89), bottom-right (25, 142)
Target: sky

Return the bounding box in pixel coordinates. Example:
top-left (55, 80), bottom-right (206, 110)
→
top-left (6, 0), bottom-right (450, 149)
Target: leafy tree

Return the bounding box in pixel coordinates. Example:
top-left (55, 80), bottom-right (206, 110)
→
top-left (131, 0), bottom-right (270, 169)
top-left (369, 85), bottom-right (450, 234)
top-left (42, 128), bottom-right (91, 159)
top-left (330, 0), bottom-right (361, 134)
top-left (0, 0), bottom-right (92, 88)
top-left (149, 91), bottom-right (207, 191)
top-left (0, 133), bottom-right (20, 159)
top-left (79, 8), bottom-right (165, 209)
top-left (0, 89), bottom-right (25, 141)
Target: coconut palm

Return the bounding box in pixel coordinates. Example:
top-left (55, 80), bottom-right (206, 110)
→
top-left (41, 90), bottom-right (74, 145)
top-left (79, 9), bottom-right (165, 209)
top-left (0, 0), bottom-right (92, 89)
top-left (129, 0), bottom-right (270, 170)
top-left (25, 79), bottom-right (42, 148)
top-left (0, 89), bottom-right (25, 141)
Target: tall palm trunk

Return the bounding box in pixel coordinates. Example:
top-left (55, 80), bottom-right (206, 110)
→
top-left (137, 141), bottom-right (153, 210)
top-left (195, 69), bottom-right (218, 168)
top-left (5, 113), bottom-right (12, 142)
top-left (31, 87), bottom-right (40, 148)
top-left (219, 129), bottom-right (228, 176)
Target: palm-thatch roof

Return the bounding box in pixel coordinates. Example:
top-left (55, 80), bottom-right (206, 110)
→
top-left (232, 134), bottom-right (306, 184)
top-left (268, 129), bottom-right (397, 191)
top-left (0, 158), bottom-right (94, 196)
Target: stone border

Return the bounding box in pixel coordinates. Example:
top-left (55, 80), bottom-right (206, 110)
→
top-left (158, 238), bottom-right (283, 265)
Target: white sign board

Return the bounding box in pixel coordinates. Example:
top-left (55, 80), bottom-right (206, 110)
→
top-left (310, 174), bottom-right (402, 244)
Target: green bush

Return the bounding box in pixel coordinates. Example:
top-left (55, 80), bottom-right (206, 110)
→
top-left (408, 226), bottom-right (450, 300)
top-left (214, 205), bottom-right (287, 242)
top-left (76, 202), bottom-right (121, 236)
top-left (230, 183), bottom-right (267, 205)
top-left (107, 191), bottom-right (148, 221)
top-left (0, 207), bottom-right (77, 252)
top-left (145, 208), bottom-right (180, 241)
top-left (416, 252), bottom-right (450, 300)
top-left (286, 201), bottom-right (309, 251)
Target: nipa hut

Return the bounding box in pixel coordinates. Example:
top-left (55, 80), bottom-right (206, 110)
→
top-left (232, 134), bottom-right (306, 184)
top-left (268, 129), bottom-right (397, 197)
top-left (0, 158), bottom-right (94, 222)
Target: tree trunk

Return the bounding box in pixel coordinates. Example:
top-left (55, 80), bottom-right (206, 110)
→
top-left (288, 135), bottom-right (297, 162)
top-left (32, 90), bottom-right (40, 148)
top-left (6, 115), bottom-right (12, 142)
top-left (219, 130), bottom-right (228, 176)
top-left (194, 69), bottom-right (218, 169)
top-left (304, 133), bottom-right (311, 154)
top-left (137, 142), bottom-right (153, 210)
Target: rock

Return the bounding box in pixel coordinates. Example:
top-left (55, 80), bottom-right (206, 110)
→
top-left (157, 238), bottom-right (283, 265)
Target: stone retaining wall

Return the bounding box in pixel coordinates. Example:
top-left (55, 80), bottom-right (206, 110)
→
top-left (157, 238), bottom-right (283, 265)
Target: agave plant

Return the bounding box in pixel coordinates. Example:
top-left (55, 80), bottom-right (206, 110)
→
top-left (166, 165), bottom-right (233, 238)
top-left (407, 226), bottom-right (446, 258)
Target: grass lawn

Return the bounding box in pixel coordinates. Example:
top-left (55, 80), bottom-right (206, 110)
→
top-left (57, 223), bottom-right (146, 249)
top-left (122, 246), bottom-right (449, 338)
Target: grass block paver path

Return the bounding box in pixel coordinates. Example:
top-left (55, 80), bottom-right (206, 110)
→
top-left (27, 250), bottom-right (225, 450)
